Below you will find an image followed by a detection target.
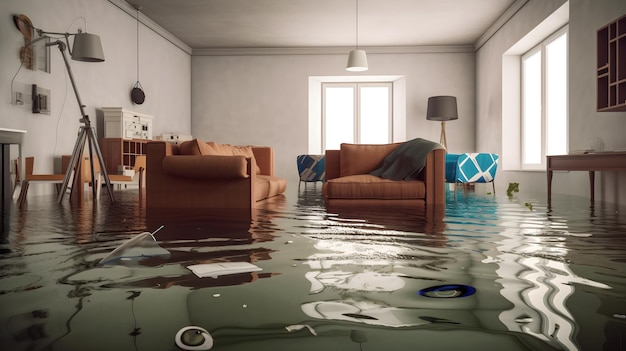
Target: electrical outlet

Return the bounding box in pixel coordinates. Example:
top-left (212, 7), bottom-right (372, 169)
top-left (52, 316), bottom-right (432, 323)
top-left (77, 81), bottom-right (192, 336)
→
top-left (15, 92), bottom-right (24, 105)
top-left (12, 82), bottom-right (30, 108)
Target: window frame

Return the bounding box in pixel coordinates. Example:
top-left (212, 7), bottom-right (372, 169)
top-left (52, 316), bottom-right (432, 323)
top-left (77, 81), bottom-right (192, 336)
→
top-left (520, 25), bottom-right (569, 171)
top-left (321, 82), bottom-right (393, 152)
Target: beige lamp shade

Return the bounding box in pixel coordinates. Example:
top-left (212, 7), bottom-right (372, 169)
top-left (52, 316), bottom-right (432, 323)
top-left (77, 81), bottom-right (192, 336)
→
top-left (346, 49), bottom-right (368, 72)
top-left (71, 32), bottom-right (105, 62)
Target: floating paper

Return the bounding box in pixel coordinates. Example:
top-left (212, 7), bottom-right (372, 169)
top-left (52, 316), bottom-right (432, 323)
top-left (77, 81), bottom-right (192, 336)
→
top-left (187, 262), bottom-right (262, 278)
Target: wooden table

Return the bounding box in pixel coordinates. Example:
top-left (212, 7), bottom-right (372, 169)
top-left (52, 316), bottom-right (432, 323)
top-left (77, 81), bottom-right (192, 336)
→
top-left (547, 152), bottom-right (626, 204)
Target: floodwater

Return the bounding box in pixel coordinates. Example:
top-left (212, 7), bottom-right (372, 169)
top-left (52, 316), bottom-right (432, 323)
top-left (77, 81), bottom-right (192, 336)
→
top-left (1, 185), bottom-right (625, 351)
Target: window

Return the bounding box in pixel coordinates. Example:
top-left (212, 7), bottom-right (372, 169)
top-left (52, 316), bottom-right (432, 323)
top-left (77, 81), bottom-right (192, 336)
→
top-left (322, 82), bottom-right (392, 151)
top-left (521, 27), bottom-right (568, 170)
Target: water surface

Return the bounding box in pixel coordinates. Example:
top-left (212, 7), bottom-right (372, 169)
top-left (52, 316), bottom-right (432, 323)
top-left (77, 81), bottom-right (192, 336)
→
top-left (1, 186), bottom-right (625, 350)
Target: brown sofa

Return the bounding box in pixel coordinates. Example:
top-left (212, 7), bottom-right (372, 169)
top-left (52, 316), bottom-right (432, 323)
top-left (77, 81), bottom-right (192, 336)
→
top-left (146, 140), bottom-right (286, 209)
top-left (323, 142), bottom-right (446, 207)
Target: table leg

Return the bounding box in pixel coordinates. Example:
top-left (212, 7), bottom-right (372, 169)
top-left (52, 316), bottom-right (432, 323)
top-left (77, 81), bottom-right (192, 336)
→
top-left (547, 169), bottom-right (553, 205)
top-left (70, 158), bottom-right (86, 203)
top-left (1, 144), bottom-right (9, 213)
top-left (589, 171), bottom-right (595, 203)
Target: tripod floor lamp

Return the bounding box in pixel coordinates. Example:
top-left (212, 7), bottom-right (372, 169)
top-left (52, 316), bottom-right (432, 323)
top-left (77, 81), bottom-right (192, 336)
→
top-left (15, 15), bottom-right (115, 202)
top-left (426, 96), bottom-right (458, 150)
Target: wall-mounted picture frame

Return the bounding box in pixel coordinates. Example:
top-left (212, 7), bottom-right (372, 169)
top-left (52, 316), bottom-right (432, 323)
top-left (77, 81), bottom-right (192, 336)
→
top-left (30, 36), bottom-right (51, 73)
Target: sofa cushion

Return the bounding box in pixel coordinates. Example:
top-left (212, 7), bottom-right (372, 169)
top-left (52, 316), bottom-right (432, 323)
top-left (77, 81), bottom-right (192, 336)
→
top-left (231, 145), bottom-right (261, 175)
top-left (179, 140), bottom-right (261, 174)
top-left (206, 142), bottom-right (234, 155)
top-left (255, 175), bottom-right (288, 201)
top-left (324, 174), bottom-right (425, 199)
top-left (179, 139), bottom-right (212, 156)
top-left (340, 143), bottom-right (401, 177)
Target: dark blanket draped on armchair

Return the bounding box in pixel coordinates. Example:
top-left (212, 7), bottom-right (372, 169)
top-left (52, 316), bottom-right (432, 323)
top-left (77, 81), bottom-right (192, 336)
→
top-left (370, 138), bottom-right (444, 181)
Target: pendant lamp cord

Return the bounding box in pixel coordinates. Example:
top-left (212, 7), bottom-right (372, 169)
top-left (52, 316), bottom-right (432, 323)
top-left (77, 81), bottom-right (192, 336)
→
top-left (355, 0), bottom-right (359, 50)
top-left (136, 8), bottom-right (140, 83)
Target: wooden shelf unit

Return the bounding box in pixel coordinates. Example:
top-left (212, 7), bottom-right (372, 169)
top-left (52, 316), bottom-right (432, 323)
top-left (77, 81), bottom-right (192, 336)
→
top-left (99, 138), bottom-right (149, 174)
top-left (597, 14), bottom-right (626, 112)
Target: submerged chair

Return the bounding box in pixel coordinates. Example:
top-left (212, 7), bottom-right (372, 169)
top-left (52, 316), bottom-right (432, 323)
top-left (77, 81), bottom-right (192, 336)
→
top-left (297, 154), bottom-right (325, 187)
top-left (445, 153), bottom-right (499, 193)
top-left (107, 155), bottom-right (146, 192)
top-left (17, 157), bottom-right (65, 207)
top-left (61, 155), bottom-right (103, 201)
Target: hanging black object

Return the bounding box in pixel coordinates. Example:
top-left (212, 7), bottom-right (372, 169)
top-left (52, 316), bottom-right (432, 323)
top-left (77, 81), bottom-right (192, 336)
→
top-left (131, 81), bottom-right (145, 104)
top-left (131, 6), bottom-right (145, 105)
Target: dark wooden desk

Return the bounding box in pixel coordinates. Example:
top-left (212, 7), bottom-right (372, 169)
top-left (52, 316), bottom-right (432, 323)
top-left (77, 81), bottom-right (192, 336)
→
top-left (547, 152), bottom-right (626, 204)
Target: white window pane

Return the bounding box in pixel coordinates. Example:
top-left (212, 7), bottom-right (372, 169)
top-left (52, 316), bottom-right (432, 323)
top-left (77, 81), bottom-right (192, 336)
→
top-left (360, 87), bottom-right (390, 144)
top-left (546, 32), bottom-right (567, 156)
top-left (523, 50), bottom-right (542, 164)
top-left (325, 87), bottom-right (354, 150)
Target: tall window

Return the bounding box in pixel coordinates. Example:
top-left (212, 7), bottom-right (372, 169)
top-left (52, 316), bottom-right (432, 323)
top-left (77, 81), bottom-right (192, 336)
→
top-left (322, 82), bottom-right (392, 151)
top-left (521, 26), bottom-right (568, 170)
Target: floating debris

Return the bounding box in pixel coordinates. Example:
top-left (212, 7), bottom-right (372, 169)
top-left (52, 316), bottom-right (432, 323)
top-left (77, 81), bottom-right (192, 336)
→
top-left (285, 324), bottom-right (317, 336)
top-left (507, 182), bottom-right (519, 197)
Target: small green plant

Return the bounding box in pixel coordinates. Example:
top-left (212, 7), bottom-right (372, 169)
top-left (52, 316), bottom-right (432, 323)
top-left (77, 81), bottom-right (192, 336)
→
top-left (506, 182), bottom-right (519, 197)
top-left (524, 202), bottom-right (533, 211)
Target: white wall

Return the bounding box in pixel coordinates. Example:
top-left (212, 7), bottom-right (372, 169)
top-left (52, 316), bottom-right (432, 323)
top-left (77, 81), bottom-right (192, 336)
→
top-left (192, 50), bottom-right (475, 184)
top-left (1, 0), bottom-right (191, 196)
top-left (568, 0), bottom-right (626, 205)
top-left (476, 0), bottom-right (626, 205)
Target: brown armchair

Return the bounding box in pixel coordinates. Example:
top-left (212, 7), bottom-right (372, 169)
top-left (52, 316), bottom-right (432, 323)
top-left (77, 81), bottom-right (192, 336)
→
top-left (323, 142), bottom-right (445, 208)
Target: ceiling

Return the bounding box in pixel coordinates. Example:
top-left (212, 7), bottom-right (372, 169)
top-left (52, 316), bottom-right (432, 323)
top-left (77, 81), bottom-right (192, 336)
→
top-left (125, 0), bottom-right (519, 50)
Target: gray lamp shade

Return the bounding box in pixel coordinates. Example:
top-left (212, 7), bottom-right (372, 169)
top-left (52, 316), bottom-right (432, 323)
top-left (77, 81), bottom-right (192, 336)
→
top-left (346, 49), bottom-right (368, 72)
top-left (71, 32), bottom-right (105, 62)
top-left (426, 96), bottom-right (458, 121)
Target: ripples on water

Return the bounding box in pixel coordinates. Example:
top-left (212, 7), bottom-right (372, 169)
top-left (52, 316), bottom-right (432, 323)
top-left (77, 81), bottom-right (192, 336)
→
top-left (1, 186), bottom-right (625, 351)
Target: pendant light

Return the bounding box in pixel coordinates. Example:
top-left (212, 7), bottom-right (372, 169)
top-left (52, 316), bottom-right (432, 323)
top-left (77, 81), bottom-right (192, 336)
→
top-left (346, 0), bottom-right (368, 72)
top-left (131, 6), bottom-right (145, 104)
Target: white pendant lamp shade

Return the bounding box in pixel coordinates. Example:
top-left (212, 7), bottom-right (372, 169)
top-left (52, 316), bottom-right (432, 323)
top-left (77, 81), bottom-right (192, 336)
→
top-left (346, 49), bottom-right (368, 72)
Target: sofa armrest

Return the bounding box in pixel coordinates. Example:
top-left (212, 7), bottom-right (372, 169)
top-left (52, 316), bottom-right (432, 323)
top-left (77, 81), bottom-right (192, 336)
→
top-left (251, 146), bottom-right (273, 176)
top-left (423, 148), bottom-right (446, 206)
top-left (162, 155), bottom-right (249, 179)
top-left (324, 149), bottom-right (341, 180)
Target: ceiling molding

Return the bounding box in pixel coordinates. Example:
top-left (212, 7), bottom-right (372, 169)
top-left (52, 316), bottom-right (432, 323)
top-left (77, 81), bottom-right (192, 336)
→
top-left (109, 0), bottom-right (192, 55)
top-left (474, 0), bottom-right (529, 51)
top-left (192, 45), bottom-right (474, 56)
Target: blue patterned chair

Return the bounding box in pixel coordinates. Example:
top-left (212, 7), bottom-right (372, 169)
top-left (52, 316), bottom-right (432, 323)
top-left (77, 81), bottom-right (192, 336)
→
top-left (445, 153), bottom-right (499, 193)
top-left (297, 155), bottom-right (325, 187)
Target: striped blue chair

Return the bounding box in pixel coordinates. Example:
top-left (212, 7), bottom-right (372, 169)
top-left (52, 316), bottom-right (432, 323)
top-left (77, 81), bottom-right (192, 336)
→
top-left (297, 155), bottom-right (325, 187)
top-left (445, 153), bottom-right (499, 193)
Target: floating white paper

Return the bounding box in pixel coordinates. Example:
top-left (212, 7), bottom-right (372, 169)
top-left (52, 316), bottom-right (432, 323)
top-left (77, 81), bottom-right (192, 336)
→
top-left (187, 262), bottom-right (262, 278)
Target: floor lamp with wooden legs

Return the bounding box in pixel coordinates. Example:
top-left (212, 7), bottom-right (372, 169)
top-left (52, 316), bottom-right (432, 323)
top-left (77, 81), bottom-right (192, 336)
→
top-left (426, 96), bottom-right (458, 150)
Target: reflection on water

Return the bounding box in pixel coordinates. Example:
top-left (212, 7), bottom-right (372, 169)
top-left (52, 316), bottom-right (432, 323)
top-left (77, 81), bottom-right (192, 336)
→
top-left (0, 186), bottom-right (625, 350)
